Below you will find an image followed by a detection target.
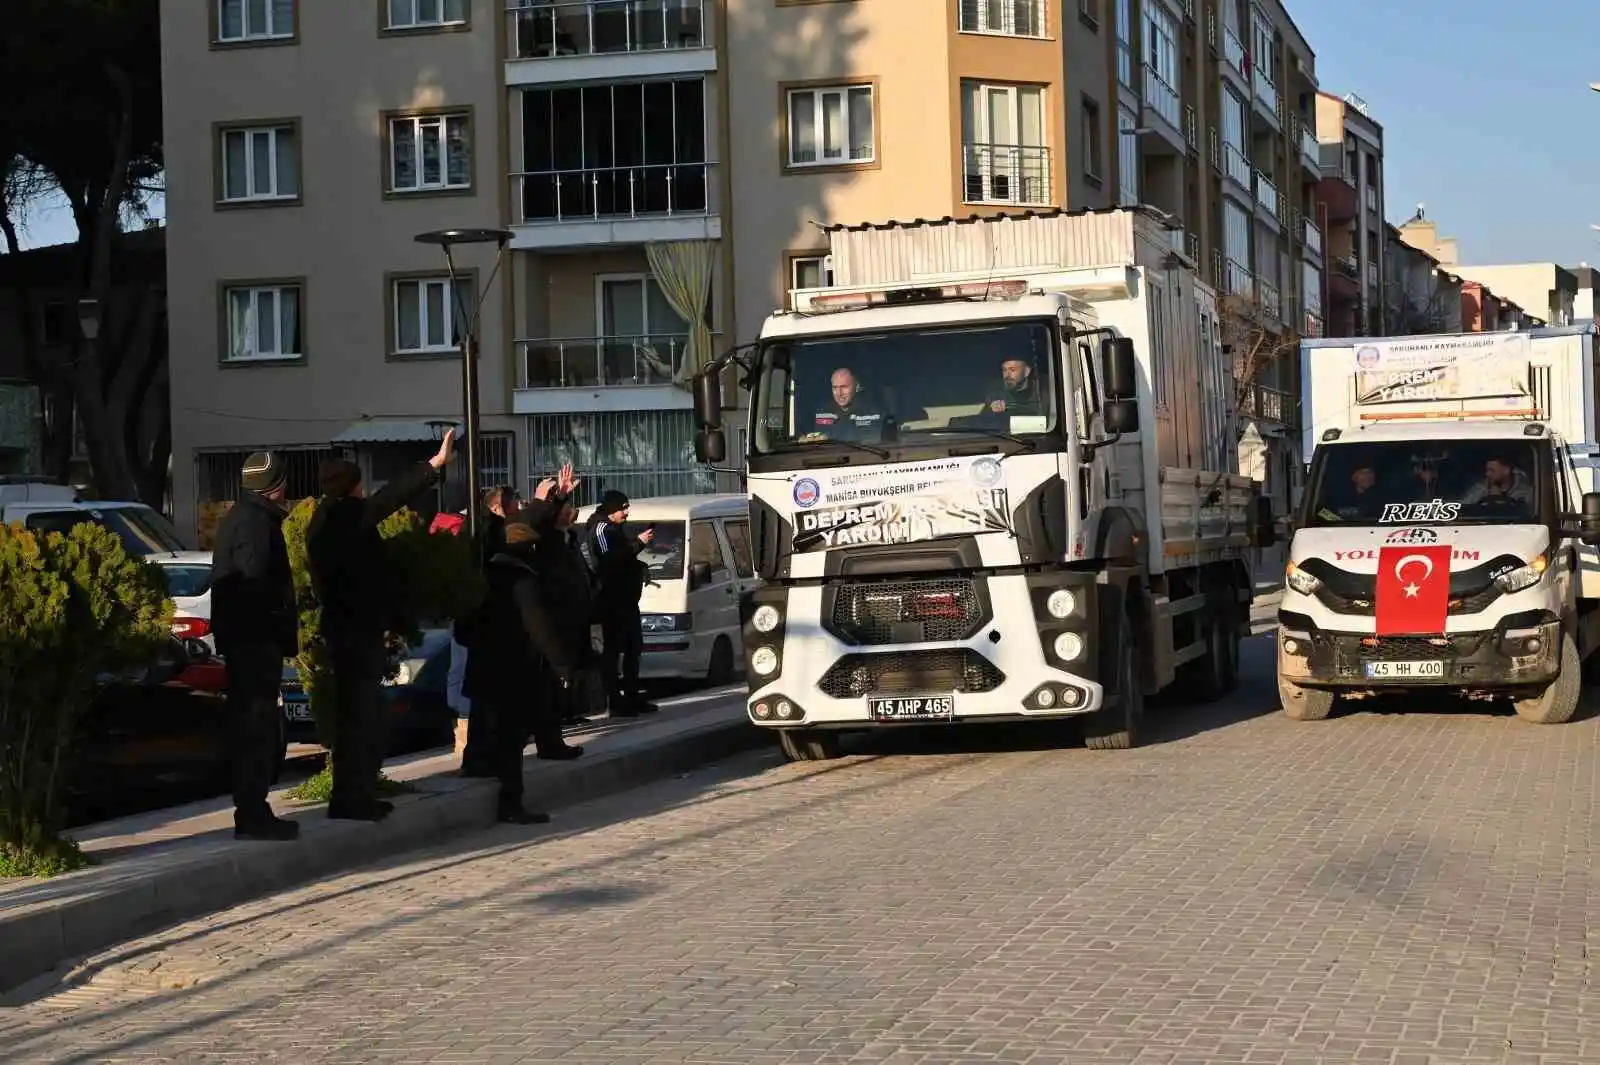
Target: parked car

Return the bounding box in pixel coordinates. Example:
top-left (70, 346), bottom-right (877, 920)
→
top-left (147, 550), bottom-right (216, 650)
top-left (280, 627), bottom-right (456, 753)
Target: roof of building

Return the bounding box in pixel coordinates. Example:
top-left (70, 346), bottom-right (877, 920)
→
top-left (819, 204), bottom-right (1169, 234)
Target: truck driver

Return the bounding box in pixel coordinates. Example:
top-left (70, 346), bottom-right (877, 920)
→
top-left (985, 358), bottom-right (1044, 418)
top-left (806, 367), bottom-right (886, 441)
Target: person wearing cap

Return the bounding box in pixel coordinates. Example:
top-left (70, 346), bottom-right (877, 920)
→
top-left (585, 489), bottom-right (658, 717)
top-left (306, 430), bottom-right (454, 821)
top-left (210, 451), bottom-right (300, 841)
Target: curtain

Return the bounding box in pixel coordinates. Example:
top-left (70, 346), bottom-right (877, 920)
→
top-left (644, 239), bottom-right (715, 389)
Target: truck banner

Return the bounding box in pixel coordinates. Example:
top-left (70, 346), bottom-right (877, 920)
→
top-left (789, 455), bottom-right (1011, 553)
top-left (1351, 332), bottom-right (1533, 407)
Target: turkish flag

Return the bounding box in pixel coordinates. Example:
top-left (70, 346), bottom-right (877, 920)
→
top-left (1375, 544), bottom-right (1452, 635)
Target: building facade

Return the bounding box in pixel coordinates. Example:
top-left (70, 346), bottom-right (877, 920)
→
top-left (1313, 90), bottom-right (1384, 338)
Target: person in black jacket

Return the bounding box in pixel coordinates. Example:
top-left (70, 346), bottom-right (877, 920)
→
top-left (587, 490), bottom-right (658, 717)
top-left (526, 468), bottom-right (601, 720)
top-left (458, 483), bottom-right (520, 777)
top-left (464, 521), bottom-right (583, 823)
top-left (210, 451), bottom-right (300, 841)
top-left (306, 431), bottom-right (452, 821)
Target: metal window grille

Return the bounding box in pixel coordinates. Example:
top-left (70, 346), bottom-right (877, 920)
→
top-left (525, 409), bottom-right (720, 506)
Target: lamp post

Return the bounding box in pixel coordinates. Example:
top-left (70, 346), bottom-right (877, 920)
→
top-left (413, 228), bottom-right (512, 545)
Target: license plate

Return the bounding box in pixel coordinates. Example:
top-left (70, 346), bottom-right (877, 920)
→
top-left (869, 695), bottom-right (955, 721)
top-left (281, 692), bottom-right (312, 721)
top-left (1363, 659), bottom-right (1445, 679)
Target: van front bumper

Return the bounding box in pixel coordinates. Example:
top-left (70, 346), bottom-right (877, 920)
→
top-left (1277, 613), bottom-right (1562, 689)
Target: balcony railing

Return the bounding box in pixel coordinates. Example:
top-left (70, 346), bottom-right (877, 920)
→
top-left (957, 0), bottom-right (1045, 37)
top-left (1258, 279), bottom-right (1281, 319)
top-left (1225, 258), bottom-right (1254, 299)
top-left (1241, 382), bottom-right (1292, 425)
top-left (1183, 104), bottom-right (1198, 150)
top-left (1317, 142), bottom-right (1353, 185)
top-left (1254, 171), bottom-right (1278, 218)
top-left (508, 0), bottom-right (707, 60)
top-left (1222, 25), bottom-right (1246, 73)
top-left (1254, 74), bottom-right (1279, 116)
top-left (1304, 216), bottom-right (1322, 255)
top-left (519, 333), bottom-right (689, 389)
top-left (513, 161), bottom-right (716, 224)
top-left (963, 143), bottom-right (1052, 206)
top-left (1144, 66), bottom-right (1181, 128)
top-left (1298, 123), bottom-right (1318, 166)
top-left (1223, 143), bottom-right (1251, 187)
top-left (1333, 254), bottom-right (1358, 278)
top-left (1185, 231), bottom-right (1202, 262)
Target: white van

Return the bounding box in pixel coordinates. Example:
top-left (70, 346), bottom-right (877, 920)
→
top-left (574, 493), bottom-right (756, 684)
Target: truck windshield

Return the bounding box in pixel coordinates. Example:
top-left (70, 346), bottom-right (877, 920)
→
top-left (752, 319), bottom-right (1059, 454)
top-left (1304, 439), bottom-right (1544, 526)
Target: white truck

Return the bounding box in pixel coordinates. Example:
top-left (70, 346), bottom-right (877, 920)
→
top-left (689, 207), bottom-right (1269, 759)
top-left (1278, 325), bottom-right (1600, 723)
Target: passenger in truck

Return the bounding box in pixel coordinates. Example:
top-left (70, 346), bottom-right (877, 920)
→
top-left (984, 358), bottom-right (1043, 417)
top-left (1331, 465), bottom-right (1381, 519)
top-left (805, 366), bottom-right (886, 441)
top-left (1460, 456), bottom-right (1534, 510)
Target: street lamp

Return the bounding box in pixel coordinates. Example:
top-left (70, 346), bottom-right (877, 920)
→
top-left (413, 227), bottom-right (512, 546)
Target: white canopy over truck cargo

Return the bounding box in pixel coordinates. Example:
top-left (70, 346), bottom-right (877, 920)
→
top-left (1280, 323), bottom-right (1600, 725)
top-left (688, 207), bottom-right (1271, 759)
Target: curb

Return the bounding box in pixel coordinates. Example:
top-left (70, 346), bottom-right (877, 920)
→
top-left (1, 714), bottom-right (766, 995)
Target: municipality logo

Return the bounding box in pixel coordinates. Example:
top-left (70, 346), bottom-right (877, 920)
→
top-left (793, 477), bottom-right (821, 508)
top-left (970, 457), bottom-right (1002, 487)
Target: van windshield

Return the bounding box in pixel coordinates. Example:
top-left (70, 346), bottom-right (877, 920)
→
top-left (25, 505), bottom-right (187, 556)
top-left (1304, 439), bottom-right (1544, 527)
top-left (615, 520), bottom-right (687, 581)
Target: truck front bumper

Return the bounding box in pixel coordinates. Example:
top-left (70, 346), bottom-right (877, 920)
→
top-left (1277, 614), bottom-right (1562, 690)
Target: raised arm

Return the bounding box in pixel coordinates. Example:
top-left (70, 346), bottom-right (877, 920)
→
top-left (361, 430), bottom-right (454, 528)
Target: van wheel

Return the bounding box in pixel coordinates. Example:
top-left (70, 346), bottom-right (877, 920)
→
top-left (1513, 633), bottom-right (1582, 724)
top-left (778, 728), bottom-right (843, 762)
top-left (706, 636), bottom-right (735, 686)
top-left (1279, 675), bottom-right (1337, 721)
top-left (1085, 614), bottom-right (1144, 750)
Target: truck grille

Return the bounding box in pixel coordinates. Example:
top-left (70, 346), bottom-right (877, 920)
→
top-left (828, 578), bottom-right (986, 645)
top-left (818, 649), bottom-right (1005, 698)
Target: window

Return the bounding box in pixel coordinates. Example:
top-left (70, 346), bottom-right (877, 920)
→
top-left (1116, 106), bottom-right (1139, 205)
top-left (385, 0), bottom-right (467, 30)
top-left (40, 302), bottom-right (71, 347)
top-left (721, 520), bottom-right (754, 578)
top-left (1144, 4), bottom-right (1178, 85)
top-left (1251, 13), bottom-right (1275, 83)
top-left (217, 0), bottom-right (294, 42)
top-left (961, 81), bottom-right (1048, 204)
top-left (690, 519), bottom-right (729, 582)
top-left (1079, 0), bottom-right (1099, 27)
top-left (387, 111), bottom-right (471, 193)
top-left (1080, 96), bottom-right (1103, 182)
top-left (1114, 0), bottom-right (1133, 87)
top-left (224, 283), bottom-right (303, 362)
top-left (391, 275), bottom-right (473, 356)
top-left (791, 254), bottom-right (834, 292)
top-left (1223, 200), bottom-right (1251, 263)
top-left (219, 123), bottom-right (299, 203)
top-left (1221, 87), bottom-right (1246, 149)
top-left (957, 0), bottom-right (1045, 37)
top-left (1148, 281), bottom-right (1169, 407)
top-left (597, 274), bottom-right (693, 385)
top-left (786, 84), bottom-right (875, 168)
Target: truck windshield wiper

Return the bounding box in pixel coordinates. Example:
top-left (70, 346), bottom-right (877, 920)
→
top-left (920, 426), bottom-right (1037, 451)
top-left (767, 438), bottom-right (890, 459)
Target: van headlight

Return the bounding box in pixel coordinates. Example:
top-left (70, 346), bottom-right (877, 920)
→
top-left (1285, 561), bottom-right (1322, 596)
top-left (1494, 553), bottom-right (1548, 594)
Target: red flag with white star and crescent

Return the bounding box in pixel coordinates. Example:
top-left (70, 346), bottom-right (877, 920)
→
top-left (1374, 544), bottom-right (1452, 635)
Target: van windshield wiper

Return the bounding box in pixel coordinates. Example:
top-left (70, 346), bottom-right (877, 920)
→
top-left (919, 426), bottom-right (1037, 451)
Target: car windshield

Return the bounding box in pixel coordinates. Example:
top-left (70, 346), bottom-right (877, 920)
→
top-left (158, 564), bottom-right (212, 598)
top-left (1304, 439), bottom-right (1544, 526)
top-left (617, 520), bottom-right (686, 580)
top-left (752, 319), bottom-right (1059, 453)
top-left (25, 505), bottom-right (187, 555)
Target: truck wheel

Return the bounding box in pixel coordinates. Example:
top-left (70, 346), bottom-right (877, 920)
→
top-left (1279, 675), bottom-right (1337, 721)
top-left (1512, 633), bottom-right (1582, 724)
top-left (778, 728), bottom-right (844, 762)
top-left (1191, 597), bottom-right (1242, 701)
top-left (1086, 615), bottom-right (1144, 750)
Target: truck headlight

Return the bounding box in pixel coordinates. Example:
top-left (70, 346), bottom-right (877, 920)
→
top-left (1052, 632), bottom-right (1085, 662)
top-left (751, 646), bottom-right (779, 676)
top-left (1494, 553), bottom-right (1547, 594)
top-left (751, 605), bottom-right (781, 633)
top-left (1285, 562), bottom-right (1322, 596)
top-left (1045, 589), bottom-right (1077, 619)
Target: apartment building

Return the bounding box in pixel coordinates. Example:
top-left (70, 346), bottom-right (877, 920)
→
top-left (1313, 90), bottom-right (1384, 337)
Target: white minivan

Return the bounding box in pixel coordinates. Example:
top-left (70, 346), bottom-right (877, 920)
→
top-left (574, 493), bottom-right (756, 685)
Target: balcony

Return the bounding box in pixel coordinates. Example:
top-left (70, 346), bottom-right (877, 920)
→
top-left (1329, 255), bottom-right (1359, 301)
top-left (1225, 258), bottom-right (1254, 299)
top-left (1258, 279), bottom-right (1282, 320)
top-left (1254, 171), bottom-right (1279, 222)
top-left (1297, 121), bottom-right (1319, 173)
top-left (957, 0), bottom-right (1046, 37)
top-left (510, 161), bottom-right (720, 248)
top-left (1241, 382), bottom-right (1292, 427)
top-left (1364, 185), bottom-right (1379, 214)
top-left (1143, 65), bottom-right (1181, 130)
top-left (1302, 311), bottom-right (1323, 338)
top-left (1223, 143), bottom-right (1251, 190)
top-left (1303, 216), bottom-right (1322, 257)
top-left (1253, 75), bottom-right (1280, 126)
top-left (1222, 25), bottom-right (1246, 77)
top-left (1184, 105), bottom-right (1197, 152)
top-left (506, 0), bottom-right (712, 82)
top-left (963, 143), bottom-right (1052, 206)
top-left (519, 332), bottom-right (689, 390)
top-left (1185, 231), bottom-right (1202, 263)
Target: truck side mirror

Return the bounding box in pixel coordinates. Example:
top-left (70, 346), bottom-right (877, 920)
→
top-left (694, 369), bottom-right (722, 430)
top-left (694, 428), bottom-right (727, 465)
top-left (1100, 337), bottom-right (1138, 400)
top-left (1254, 495), bottom-right (1277, 548)
top-left (1102, 398), bottom-right (1138, 435)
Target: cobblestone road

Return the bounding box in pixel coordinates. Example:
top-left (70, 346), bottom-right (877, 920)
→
top-left (3, 635), bottom-right (1599, 1064)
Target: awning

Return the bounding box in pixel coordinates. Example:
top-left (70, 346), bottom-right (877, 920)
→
top-left (331, 418), bottom-right (461, 445)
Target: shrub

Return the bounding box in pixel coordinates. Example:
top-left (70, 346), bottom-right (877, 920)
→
top-left (0, 522), bottom-right (172, 876)
top-left (282, 500), bottom-right (483, 763)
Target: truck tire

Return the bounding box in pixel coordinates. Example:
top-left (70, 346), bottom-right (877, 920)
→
top-left (778, 728), bottom-right (844, 762)
top-left (1512, 633), bottom-right (1582, 724)
top-left (1086, 614), bottom-right (1144, 750)
top-left (1279, 675), bottom-right (1337, 721)
top-left (1191, 595), bottom-right (1242, 701)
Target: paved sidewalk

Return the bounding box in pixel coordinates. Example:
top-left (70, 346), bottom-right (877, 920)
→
top-left (0, 685), bottom-right (759, 994)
